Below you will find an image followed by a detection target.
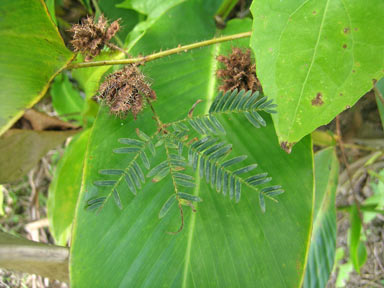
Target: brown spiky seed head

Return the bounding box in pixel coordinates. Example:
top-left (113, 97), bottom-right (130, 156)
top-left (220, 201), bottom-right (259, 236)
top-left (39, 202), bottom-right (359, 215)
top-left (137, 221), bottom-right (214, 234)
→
top-left (70, 15), bottom-right (120, 60)
top-left (216, 47), bottom-right (262, 93)
top-left (95, 65), bottom-right (156, 119)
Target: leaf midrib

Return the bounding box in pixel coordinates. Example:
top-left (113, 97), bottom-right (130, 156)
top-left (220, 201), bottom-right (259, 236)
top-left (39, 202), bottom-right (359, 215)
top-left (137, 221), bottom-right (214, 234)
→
top-left (181, 40), bottom-right (219, 288)
top-left (286, 0), bottom-right (330, 141)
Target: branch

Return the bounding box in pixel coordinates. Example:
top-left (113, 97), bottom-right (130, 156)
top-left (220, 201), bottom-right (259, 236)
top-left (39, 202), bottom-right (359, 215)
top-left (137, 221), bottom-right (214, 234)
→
top-left (67, 32), bottom-right (252, 69)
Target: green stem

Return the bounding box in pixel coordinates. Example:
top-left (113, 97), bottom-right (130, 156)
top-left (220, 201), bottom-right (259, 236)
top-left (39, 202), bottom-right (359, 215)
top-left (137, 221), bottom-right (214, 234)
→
top-left (337, 204), bottom-right (384, 215)
top-left (91, 0), bottom-right (101, 16)
top-left (216, 0), bottom-right (239, 19)
top-left (67, 32), bottom-right (252, 69)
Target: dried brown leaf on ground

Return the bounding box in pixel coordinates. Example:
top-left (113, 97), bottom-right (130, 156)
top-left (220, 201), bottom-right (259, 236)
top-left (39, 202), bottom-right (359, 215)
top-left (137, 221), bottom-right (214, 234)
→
top-left (0, 110), bottom-right (79, 183)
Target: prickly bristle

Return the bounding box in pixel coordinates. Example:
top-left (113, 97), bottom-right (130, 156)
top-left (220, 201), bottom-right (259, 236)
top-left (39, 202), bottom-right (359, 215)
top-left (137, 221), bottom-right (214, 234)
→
top-left (95, 65), bottom-right (156, 119)
top-left (216, 48), bottom-right (262, 93)
top-left (69, 15), bottom-right (121, 60)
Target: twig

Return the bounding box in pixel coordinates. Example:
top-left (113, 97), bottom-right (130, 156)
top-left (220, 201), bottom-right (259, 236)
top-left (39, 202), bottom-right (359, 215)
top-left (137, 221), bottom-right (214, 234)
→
top-left (67, 32), bottom-right (252, 69)
top-left (335, 116), bottom-right (367, 237)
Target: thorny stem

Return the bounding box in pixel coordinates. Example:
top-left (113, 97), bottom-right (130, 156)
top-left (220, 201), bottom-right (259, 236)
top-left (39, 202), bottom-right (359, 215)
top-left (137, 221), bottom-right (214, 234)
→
top-left (67, 32), bottom-right (252, 69)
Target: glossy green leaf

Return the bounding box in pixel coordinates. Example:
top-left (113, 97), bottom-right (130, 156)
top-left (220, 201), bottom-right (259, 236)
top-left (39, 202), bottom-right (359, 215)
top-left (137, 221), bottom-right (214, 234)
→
top-left (45, 0), bottom-right (56, 25)
top-left (303, 147), bottom-right (339, 288)
top-left (117, 0), bottom-right (184, 16)
top-left (70, 9), bottom-right (314, 287)
top-left (50, 73), bottom-right (84, 123)
top-left (251, 0), bottom-right (384, 144)
top-left (159, 194), bottom-right (176, 218)
top-left (117, 0), bottom-right (185, 48)
top-left (48, 130), bottom-right (90, 245)
top-left (0, 0), bottom-right (73, 136)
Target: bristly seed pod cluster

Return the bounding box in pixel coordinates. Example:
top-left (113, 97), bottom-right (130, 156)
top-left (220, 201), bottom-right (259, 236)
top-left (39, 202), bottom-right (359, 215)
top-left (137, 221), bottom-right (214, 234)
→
top-left (95, 65), bottom-right (156, 119)
top-left (216, 47), bottom-right (262, 93)
top-left (70, 15), bottom-right (120, 60)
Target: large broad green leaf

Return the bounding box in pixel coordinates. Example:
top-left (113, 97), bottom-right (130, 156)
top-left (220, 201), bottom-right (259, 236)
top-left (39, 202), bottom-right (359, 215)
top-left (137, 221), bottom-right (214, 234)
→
top-left (0, 0), bottom-right (74, 136)
top-left (120, 0), bottom-right (215, 49)
top-left (251, 0), bottom-right (384, 145)
top-left (70, 4), bottom-right (314, 287)
top-left (304, 147), bottom-right (339, 288)
top-left (48, 130), bottom-right (90, 245)
top-left (117, 0), bottom-right (185, 16)
top-left (45, 0), bottom-right (57, 26)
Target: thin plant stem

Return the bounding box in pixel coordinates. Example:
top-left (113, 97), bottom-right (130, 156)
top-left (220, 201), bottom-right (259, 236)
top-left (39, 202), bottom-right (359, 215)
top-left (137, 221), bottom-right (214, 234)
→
top-left (67, 32), bottom-right (252, 69)
top-left (145, 97), bottom-right (163, 130)
top-left (335, 116), bottom-right (367, 237)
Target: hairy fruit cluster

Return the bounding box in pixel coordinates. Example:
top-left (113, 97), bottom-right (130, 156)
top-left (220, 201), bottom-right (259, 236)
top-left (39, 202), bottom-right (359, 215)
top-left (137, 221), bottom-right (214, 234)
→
top-left (217, 47), bottom-right (262, 93)
top-left (70, 15), bottom-right (120, 60)
top-left (95, 65), bottom-right (156, 119)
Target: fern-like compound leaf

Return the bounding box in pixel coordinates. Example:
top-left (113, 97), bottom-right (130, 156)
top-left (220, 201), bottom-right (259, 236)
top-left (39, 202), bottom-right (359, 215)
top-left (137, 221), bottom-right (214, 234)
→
top-left (99, 169), bottom-right (124, 175)
top-left (88, 131), bottom-right (158, 211)
top-left (177, 192), bottom-right (202, 202)
top-left (86, 197), bottom-right (107, 211)
top-left (159, 194), bottom-right (176, 218)
top-left (140, 151), bottom-right (150, 169)
top-left (207, 89), bottom-right (277, 129)
top-left (125, 173), bottom-right (136, 195)
top-left (259, 192), bottom-right (266, 213)
top-left (113, 189), bottom-right (122, 210)
top-left (179, 135), bottom-right (283, 211)
top-left (118, 138), bottom-right (145, 146)
top-left (113, 147), bottom-right (142, 153)
top-left (91, 89), bottom-right (282, 216)
top-left (147, 161), bottom-right (168, 178)
top-left (94, 180), bottom-right (117, 186)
